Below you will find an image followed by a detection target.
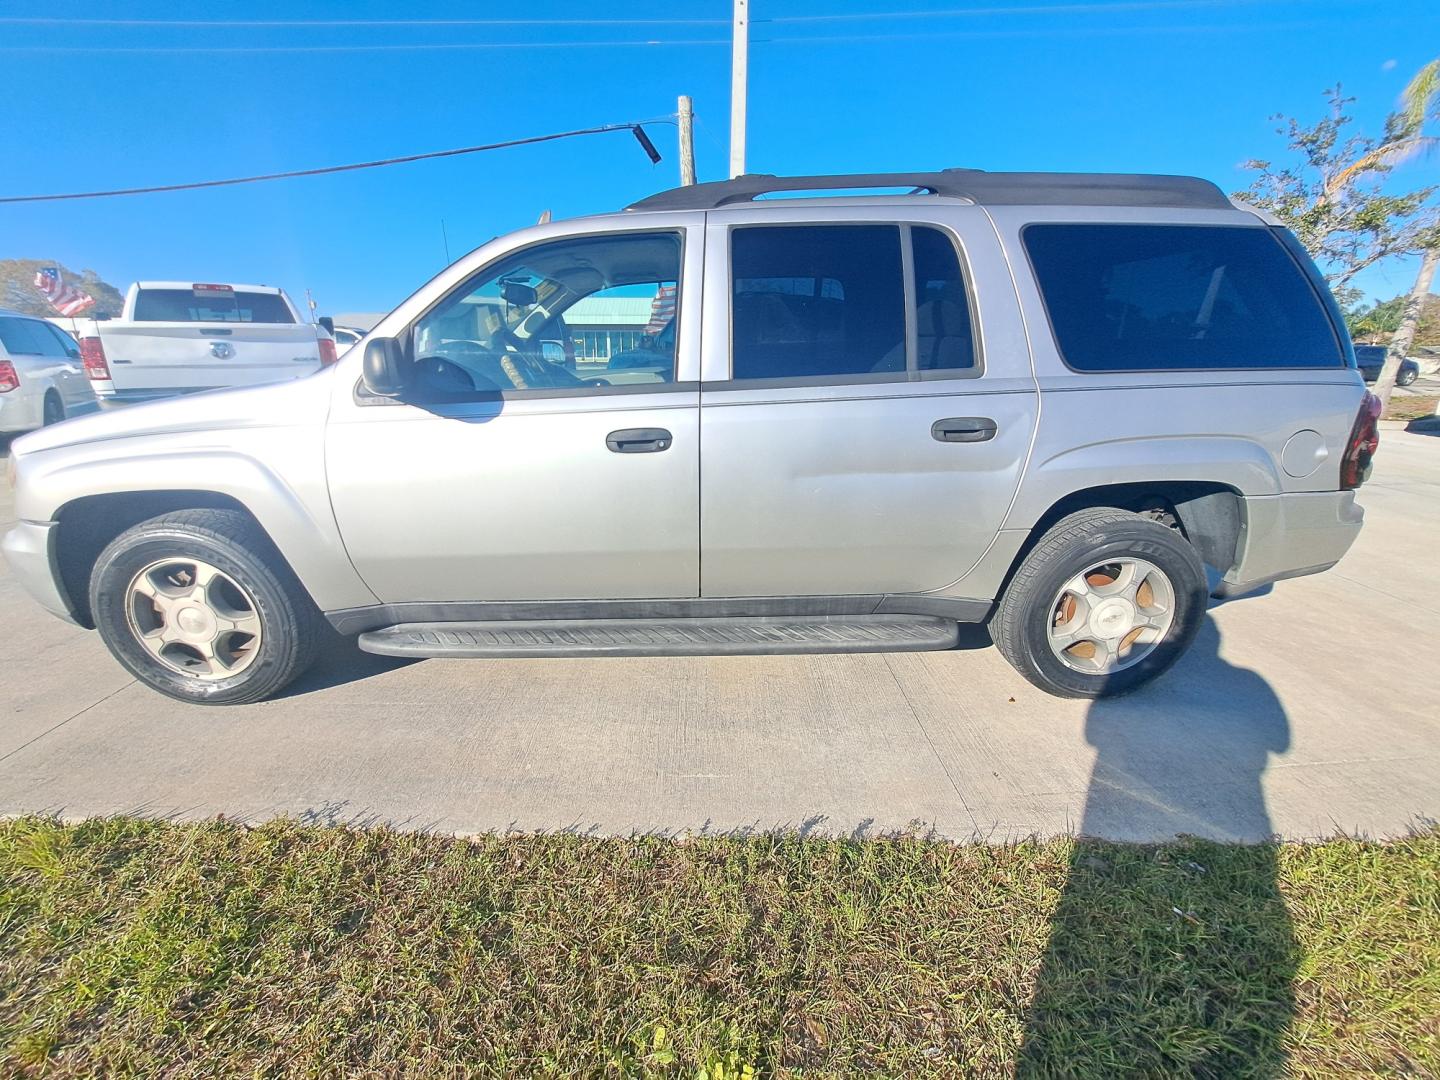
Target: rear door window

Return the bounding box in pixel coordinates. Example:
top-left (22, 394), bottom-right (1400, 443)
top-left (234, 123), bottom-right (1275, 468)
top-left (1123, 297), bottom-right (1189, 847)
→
top-left (1022, 224), bottom-right (1343, 371)
top-left (37, 322), bottom-right (80, 357)
top-left (730, 225), bottom-right (906, 380)
top-left (132, 289), bottom-right (296, 323)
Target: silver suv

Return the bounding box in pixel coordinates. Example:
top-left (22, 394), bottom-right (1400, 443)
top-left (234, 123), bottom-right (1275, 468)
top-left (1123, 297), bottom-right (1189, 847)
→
top-left (3, 170), bottom-right (1375, 705)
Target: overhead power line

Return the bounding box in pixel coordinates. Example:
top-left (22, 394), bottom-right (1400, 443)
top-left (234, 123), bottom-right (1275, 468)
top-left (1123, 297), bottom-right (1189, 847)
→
top-left (5, 39), bottom-right (730, 54)
top-left (0, 16), bottom-right (729, 26)
top-left (0, 121), bottom-right (668, 204)
top-left (0, 0), bottom-right (1274, 27)
top-left (769, 0), bottom-right (1265, 21)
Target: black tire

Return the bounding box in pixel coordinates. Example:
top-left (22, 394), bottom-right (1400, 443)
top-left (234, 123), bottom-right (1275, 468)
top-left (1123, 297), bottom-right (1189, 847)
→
top-left (89, 509), bottom-right (325, 705)
top-left (992, 507), bottom-right (1207, 699)
top-left (42, 393), bottom-right (64, 427)
top-left (1397, 367), bottom-right (1417, 387)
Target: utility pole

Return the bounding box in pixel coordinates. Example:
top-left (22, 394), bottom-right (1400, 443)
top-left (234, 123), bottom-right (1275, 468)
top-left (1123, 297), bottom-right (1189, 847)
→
top-left (678, 94), bottom-right (697, 186)
top-left (729, 0), bottom-right (748, 178)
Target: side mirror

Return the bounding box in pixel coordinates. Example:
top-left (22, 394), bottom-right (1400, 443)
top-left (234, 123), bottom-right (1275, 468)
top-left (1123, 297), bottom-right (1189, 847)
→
top-left (362, 337), bottom-right (409, 397)
top-left (318, 316), bottom-right (335, 334)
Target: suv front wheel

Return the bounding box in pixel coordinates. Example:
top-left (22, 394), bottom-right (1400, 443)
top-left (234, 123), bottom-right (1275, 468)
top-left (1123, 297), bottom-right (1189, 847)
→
top-left (992, 508), bottom-right (1207, 698)
top-left (90, 509), bottom-right (323, 705)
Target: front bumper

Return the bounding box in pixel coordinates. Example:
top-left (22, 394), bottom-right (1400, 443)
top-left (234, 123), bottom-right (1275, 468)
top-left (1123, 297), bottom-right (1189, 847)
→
top-left (1, 520), bottom-right (80, 625)
top-left (1212, 490), bottom-right (1364, 599)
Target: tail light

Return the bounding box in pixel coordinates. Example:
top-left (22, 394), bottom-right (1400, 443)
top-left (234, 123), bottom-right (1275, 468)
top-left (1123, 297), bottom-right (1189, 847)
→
top-left (79, 336), bottom-right (111, 381)
top-left (318, 336), bottom-right (338, 367)
top-left (1340, 391), bottom-right (1382, 490)
top-left (0, 360), bottom-right (19, 394)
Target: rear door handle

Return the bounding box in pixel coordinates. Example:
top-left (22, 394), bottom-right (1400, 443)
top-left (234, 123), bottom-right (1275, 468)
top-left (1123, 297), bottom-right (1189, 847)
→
top-left (932, 417), bottom-right (997, 443)
top-left (606, 427), bottom-right (673, 453)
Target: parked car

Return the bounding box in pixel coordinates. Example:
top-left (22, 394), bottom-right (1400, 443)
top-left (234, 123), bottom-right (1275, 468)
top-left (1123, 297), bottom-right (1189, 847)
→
top-left (1354, 344), bottom-right (1419, 386)
top-left (0, 310), bottom-right (95, 437)
top-left (330, 325), bottom-right (365, 358)
top-left (59, 282), bottom-right (337, 409)
top-left (3, 170), bottom-right (1375, 705)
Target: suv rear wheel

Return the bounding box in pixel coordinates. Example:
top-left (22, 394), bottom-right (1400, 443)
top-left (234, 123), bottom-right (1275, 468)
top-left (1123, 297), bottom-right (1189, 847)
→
top-left (90, 509), bottom-right (324, 705)
top-left (992, 508), bottom-right (1206, 698)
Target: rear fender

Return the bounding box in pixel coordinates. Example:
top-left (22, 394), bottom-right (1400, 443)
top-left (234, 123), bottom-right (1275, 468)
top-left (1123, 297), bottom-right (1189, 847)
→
top-left (1007, 435), bottom-right (1282, 527)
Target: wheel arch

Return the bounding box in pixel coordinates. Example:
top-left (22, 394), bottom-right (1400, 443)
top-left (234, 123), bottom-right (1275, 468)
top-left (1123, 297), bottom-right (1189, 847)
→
top-left (54, 491), bottom-right (280, 628)
top-left (987, 480), bottom-right (1245, 605)
top-left (24, 446), bottom-right (379, 629)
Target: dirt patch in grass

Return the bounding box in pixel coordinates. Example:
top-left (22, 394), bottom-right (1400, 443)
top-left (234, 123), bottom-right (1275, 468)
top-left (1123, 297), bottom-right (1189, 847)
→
top-left (0, 819), bottom-right (1435, 1077)
top-left (1383, 395), bottom-right (1439, 421)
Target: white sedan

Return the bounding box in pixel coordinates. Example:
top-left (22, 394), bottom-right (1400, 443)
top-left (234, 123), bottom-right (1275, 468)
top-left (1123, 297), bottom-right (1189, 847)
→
top-left (0, 309), bottom-right (95, 436)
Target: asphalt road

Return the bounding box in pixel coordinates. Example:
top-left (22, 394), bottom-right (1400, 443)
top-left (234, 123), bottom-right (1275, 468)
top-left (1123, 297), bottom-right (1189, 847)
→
top-left (1, 428), bottom-right (1436, 843)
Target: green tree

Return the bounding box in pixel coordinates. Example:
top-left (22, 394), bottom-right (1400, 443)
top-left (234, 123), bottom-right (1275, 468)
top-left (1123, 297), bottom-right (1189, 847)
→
top-left (1236, 59), bottom-right (1439, 407)
top-left (1350, 291), bottom-right (1440, 343)
top-left (1365, 61), bottom-right (1440, 409)
top-left (0, 258), bottom-right (126, 318)
top-left (1235, 87), bottom-right (1435, 301)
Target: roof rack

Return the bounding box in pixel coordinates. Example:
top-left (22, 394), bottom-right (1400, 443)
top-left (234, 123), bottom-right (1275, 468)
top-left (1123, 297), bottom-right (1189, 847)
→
top-left (626, 169), bottom-right (1232, 212)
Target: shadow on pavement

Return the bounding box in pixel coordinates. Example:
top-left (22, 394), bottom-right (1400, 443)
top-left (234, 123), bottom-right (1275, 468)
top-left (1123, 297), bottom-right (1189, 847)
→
top-left (274, 632), bottom-right (417, 699)
top-left (1018, 618), bottom-right (1298, 1076)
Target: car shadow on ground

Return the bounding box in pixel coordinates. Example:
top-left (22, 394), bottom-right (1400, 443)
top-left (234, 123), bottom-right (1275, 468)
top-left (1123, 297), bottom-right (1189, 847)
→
top-left (1017, 617), bottom-right (1298, 1076)
top-left (274, 630), bottom-right (418, 699)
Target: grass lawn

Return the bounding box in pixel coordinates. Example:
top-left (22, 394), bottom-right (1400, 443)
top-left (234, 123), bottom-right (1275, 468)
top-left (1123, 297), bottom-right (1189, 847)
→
top-left (1383, 394), bottom-right (1439, 421)
top-left (1, 819), bottom-right (1436, 1078)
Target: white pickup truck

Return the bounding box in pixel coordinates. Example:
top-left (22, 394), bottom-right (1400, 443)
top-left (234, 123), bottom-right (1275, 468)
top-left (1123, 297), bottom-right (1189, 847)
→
top-left (56, 282), bottom-right (336, 408)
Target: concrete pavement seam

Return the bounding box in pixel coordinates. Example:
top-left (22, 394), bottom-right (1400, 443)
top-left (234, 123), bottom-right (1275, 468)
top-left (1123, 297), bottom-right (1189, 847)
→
top-left (881, 654), bottom-right (981, 835)
top-left (0, 680), bottom-right (137, 765)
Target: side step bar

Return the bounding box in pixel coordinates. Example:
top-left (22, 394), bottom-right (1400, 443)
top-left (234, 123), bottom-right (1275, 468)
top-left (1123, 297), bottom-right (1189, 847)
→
top-left (356, 615), bottom-right (959, 659)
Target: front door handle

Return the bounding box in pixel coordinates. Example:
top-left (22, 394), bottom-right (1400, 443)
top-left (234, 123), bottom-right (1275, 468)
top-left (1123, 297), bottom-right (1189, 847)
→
top-left (932, 417), bottom-right (997, 443)
top-left (606, 427), bottom-right (673, 453)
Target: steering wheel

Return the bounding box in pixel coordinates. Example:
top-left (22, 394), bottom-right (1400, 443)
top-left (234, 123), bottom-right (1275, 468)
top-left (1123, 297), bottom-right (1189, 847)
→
top-left (492, 323), bottom-right (525, 351)
top-left (410, 353), bottom-right (504, 400)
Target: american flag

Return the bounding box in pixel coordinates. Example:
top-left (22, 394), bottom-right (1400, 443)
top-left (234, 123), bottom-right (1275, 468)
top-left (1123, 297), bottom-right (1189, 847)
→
top-left (33, 267), bottom-right (96, 317)
top-left (643, 283), bottom-right (677, 335)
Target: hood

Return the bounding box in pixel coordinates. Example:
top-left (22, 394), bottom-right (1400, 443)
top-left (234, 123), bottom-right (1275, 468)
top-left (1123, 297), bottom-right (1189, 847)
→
top-left (10, 368), bottom-right (337, 458)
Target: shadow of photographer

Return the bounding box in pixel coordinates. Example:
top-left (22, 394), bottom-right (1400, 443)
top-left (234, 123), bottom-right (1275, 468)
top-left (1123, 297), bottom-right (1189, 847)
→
top-left (1019, 617), bottom-right (1298, 1077)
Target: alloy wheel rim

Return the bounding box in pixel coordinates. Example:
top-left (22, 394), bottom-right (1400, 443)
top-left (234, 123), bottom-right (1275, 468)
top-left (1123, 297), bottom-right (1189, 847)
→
top-left (1046, 557), bottom-right (1176, 675)
top-left (124, 558), bottom-right (263, 680)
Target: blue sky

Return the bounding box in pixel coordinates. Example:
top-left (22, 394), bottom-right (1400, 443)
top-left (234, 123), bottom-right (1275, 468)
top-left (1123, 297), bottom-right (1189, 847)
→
top-left (3, 0), bottom-right (1437, 316)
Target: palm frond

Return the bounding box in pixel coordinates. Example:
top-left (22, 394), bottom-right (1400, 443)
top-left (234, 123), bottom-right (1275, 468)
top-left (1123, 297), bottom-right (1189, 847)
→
top-left (1396, 58), bottom-right (1440, 136)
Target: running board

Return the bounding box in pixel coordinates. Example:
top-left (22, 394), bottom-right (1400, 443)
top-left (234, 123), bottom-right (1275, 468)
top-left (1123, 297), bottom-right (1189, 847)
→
top-left (356, 615), bottom-right (959, 659)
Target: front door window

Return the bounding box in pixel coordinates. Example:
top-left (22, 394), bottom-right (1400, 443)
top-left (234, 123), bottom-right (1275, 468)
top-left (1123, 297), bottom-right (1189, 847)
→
top-left (412, 231), bottom-right (682, 397)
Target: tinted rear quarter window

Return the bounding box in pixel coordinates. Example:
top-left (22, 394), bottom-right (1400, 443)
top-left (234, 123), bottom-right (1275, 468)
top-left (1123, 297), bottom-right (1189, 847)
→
top-left (132, 290), bottom-right (296, 323)
top-left (0, 317), bottom-right (51, 356)
top-left (912, 226), bottom-right (976, 372)
top-left (1023, 224), bottom-right (1343, 371)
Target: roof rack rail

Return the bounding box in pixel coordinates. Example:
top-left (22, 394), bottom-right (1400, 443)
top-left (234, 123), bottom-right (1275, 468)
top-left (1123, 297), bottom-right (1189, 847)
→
top-left (626, 169), bottom-right (1232, 212)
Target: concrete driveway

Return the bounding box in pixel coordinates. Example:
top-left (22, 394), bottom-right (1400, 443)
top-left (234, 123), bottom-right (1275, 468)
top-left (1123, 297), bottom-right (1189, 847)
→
top-left (1, 430), bottom-right (1436, 843)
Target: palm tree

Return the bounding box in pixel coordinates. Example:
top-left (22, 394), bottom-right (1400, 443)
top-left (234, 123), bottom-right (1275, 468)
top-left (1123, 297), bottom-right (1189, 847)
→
top-left (1329, 60), bottom-right (1439, 195)
top-left (1362, 60), bottom-right (1440, 410)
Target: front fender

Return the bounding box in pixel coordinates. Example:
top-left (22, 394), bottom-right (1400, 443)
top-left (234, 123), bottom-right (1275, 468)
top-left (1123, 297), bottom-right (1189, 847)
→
top-left (15, 439), bottom-right (378, 613)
